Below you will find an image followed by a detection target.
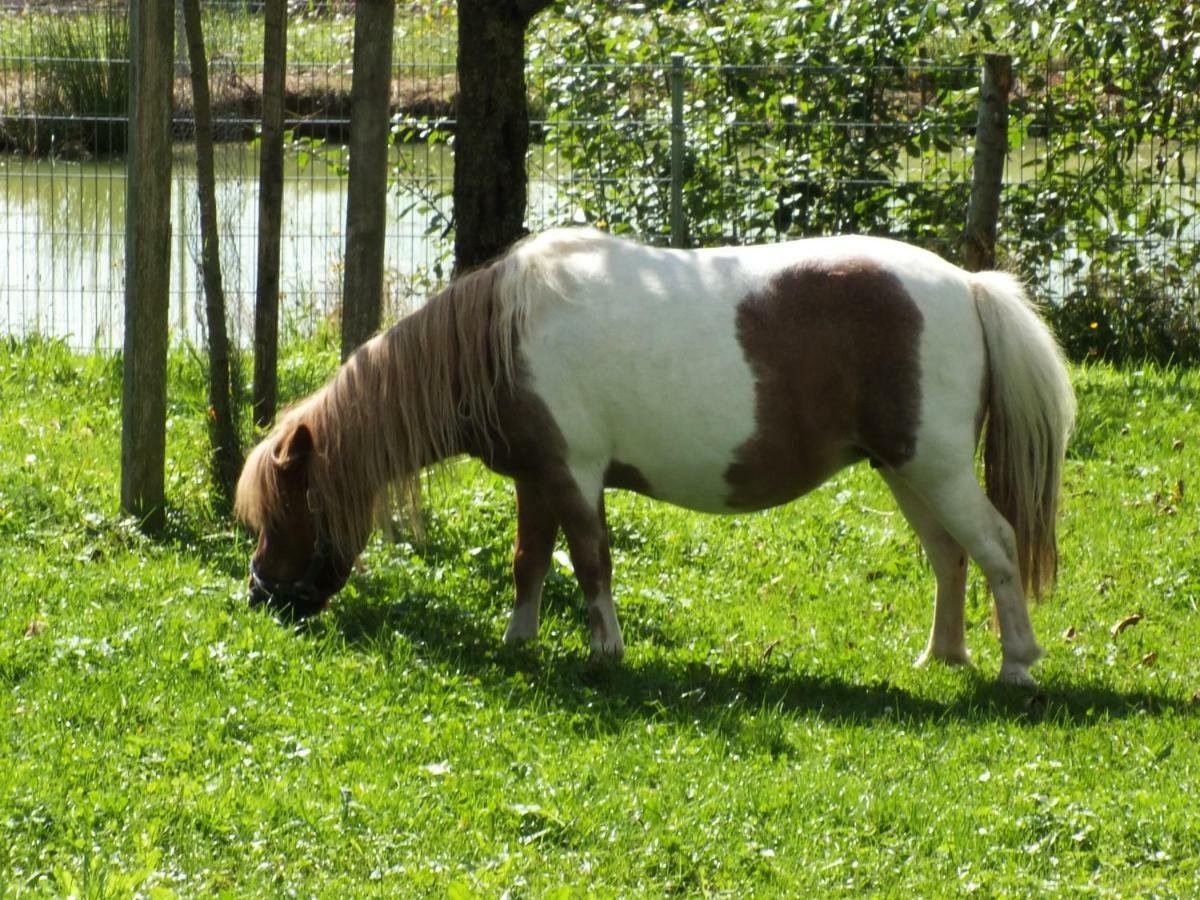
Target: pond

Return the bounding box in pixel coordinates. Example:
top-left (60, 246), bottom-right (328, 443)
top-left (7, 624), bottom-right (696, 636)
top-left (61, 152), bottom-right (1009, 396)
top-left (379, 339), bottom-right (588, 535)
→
top-left (0, 143), bottom-right (522, 350)
top-left (4, 139), bottom-right (1195, 352)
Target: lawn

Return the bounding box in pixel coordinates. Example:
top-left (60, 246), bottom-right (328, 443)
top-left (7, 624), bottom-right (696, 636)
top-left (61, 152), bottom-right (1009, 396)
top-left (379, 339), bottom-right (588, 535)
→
top-left (1, 334), bottom-right (1197, 895)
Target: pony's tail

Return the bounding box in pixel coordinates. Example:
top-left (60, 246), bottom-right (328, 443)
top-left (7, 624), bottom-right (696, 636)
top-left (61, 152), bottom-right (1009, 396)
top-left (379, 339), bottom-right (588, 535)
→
top-left (971, 272), bottom-right (1076, 599)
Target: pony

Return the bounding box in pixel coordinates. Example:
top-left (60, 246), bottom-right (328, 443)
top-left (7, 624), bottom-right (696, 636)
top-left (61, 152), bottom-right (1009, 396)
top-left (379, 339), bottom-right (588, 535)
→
top-left (235, 228), bottom-right (1075, 686)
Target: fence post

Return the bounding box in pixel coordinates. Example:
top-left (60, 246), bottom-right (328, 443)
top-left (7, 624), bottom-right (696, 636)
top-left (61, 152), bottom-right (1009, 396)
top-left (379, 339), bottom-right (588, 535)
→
top-left (340, 0), bottom-right (396, 361)
top-left (961, 52), bottom-right (1012, 272)
top-left (253, 0), bottom-right (288, 427)
top-left (669, 54), bottom-right (686, 249)
top-left (121, 0), bottom-right (175, 532)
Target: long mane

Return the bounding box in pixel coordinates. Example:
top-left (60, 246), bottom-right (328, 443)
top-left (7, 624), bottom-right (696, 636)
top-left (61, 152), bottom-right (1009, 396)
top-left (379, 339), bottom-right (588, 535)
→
top-left (235, 240), bottom-right (556, 559)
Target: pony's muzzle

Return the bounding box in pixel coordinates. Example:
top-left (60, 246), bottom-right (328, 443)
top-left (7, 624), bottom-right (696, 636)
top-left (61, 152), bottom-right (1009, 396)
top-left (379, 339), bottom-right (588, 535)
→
top-left (245, 573), bottom-right (330, 620)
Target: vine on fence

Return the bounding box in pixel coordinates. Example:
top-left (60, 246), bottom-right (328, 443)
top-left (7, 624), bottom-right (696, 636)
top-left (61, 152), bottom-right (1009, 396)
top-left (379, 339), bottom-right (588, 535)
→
top-left (531, 0), bottom-right (1200, 363)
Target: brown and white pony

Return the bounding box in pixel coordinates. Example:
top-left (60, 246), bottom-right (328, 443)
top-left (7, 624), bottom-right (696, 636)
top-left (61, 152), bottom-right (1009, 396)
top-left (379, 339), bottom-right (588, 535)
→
top-left (235, 228), bottom-right (1075, 685)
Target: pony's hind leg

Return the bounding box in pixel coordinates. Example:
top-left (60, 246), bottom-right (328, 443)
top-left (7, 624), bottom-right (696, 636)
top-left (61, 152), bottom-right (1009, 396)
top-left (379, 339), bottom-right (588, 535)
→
top-left (896, 466), bottom-right (1044, 686)
top-left (881, 472), bottom-right (972, 669)
top-left (503, 480), bottom-right (559, 646)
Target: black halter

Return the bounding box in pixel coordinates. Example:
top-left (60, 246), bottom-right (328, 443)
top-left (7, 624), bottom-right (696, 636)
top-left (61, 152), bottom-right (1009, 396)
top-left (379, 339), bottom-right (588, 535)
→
top-left (248, 527), bottom-right (336, 615)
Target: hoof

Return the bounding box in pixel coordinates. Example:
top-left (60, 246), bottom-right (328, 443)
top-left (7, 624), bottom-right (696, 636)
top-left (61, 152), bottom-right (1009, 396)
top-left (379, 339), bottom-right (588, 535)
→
top-left (915, 646), bottom-right (973, 669)
top-left (503, 611), bottom-right (540, 647)
top-left (588, 636), bottom-right (625, 664)
top-left (998, 661), bottom-right (1038, 687)
top-left (502, 625), bottom-right (537, 647)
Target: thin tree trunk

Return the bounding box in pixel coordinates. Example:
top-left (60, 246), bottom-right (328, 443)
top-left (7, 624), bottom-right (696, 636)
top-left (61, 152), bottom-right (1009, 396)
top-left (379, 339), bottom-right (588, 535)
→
top-left (121, 0), bottom-right (175, 532)
top-left (182, 0), bottom-right (243, 507)
top-left (253, 0), bottom-right (287, 428)
top-left (962, 53), bottom-right (1013, 272)
top-left (452, 0), bottom-right (553, 274)
top-left (340, 0), bottom-right (396, 361)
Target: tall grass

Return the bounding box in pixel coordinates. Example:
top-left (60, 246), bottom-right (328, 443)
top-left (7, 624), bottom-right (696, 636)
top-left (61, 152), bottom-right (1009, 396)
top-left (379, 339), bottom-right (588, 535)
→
top-left (22, 4), bottom-right (129, 157)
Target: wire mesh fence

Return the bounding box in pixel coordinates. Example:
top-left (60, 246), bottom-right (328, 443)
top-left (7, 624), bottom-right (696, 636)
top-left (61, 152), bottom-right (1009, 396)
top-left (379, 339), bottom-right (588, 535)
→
top-left (531, 59), bottom-right (984, 253)
top-left (1, 0), bottom-right (458, 349)
top-left (1, 1), bottom-right (1198, 357)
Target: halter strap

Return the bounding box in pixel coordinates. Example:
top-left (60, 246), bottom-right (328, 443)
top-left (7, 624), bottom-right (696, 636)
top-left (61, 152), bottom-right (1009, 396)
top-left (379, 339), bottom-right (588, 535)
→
top-left (249, 527), bottom-right (335, 610)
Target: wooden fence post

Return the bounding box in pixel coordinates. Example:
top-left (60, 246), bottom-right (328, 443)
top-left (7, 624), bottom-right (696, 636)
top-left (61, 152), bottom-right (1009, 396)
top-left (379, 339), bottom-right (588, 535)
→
top-left (253, 0), bottom-right (288, 427)
top-left (120, 0), bottom-right (175, 532)
top-left (669, 54), bottom-right (687, 248)
top-left (961, 52), bottom-right (1012, 272)
top-left (340, 0), bottom-right (395, 361)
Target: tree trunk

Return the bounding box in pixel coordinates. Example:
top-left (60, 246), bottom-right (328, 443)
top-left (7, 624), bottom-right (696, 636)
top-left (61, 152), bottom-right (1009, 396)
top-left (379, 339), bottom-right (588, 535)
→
top-left (182, 0), bottom-right (243, 508)
top-left (252, 0), bottom-right (287, 427)
top-left (340, 0), bottom-right (396, 360)
top-left (962, 53), bottom-right (1013, 272)
top-left (452, 0), bottom-right (554, 275)
top-left (121, 0), bottom-right (175, 533)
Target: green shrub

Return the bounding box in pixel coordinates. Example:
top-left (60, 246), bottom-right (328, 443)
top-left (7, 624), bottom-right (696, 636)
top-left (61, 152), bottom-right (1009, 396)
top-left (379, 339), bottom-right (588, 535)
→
top-left (532, 1), bottom-right (1200, 364)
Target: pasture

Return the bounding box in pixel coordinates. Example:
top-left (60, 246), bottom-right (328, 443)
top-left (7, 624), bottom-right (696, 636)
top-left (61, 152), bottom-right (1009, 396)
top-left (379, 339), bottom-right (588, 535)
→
top-left (2, 333), bottom-right (1198, 895)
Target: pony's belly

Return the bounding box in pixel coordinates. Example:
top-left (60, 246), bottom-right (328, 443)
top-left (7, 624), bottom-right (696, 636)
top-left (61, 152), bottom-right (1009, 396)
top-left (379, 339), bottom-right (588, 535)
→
top-left (610, 443), bottom-right (859, 514)
top-left (608, 451), bottom-right (747, 513)
top-left (525, 295), bottom-right (763, 512)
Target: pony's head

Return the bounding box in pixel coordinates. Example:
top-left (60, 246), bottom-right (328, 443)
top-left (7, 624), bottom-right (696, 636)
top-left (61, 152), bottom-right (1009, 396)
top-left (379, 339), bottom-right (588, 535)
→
top-left (234, 419), bottom-right (354, 618)
top-left (232, 256), bottom-right (528, 618)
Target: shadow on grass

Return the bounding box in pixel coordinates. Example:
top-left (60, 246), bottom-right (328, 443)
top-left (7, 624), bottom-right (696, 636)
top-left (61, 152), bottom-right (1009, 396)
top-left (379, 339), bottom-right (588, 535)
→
top-left (314, 576), bottom-right (1193, 732)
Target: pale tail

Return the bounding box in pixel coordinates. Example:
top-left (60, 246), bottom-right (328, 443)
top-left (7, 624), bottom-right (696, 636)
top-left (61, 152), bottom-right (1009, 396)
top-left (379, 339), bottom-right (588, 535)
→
top-left (971, 272), bottom-right (1076, 598)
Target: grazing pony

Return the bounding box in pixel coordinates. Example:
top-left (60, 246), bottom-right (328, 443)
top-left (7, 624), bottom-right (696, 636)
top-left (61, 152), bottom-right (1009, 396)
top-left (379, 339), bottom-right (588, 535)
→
top-left (235, 228), bottom-right (1074, 685)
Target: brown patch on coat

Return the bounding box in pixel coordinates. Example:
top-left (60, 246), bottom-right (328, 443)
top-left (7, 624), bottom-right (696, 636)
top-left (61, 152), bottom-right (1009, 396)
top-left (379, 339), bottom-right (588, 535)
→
top-left (466, 360), bottom-right (658, 501)
top-left (465, 361), bottom-right (570, 483)
top-left (725, 259), bottom-right (924, 510)
top-left (468, 364), bottom-right (619, 616)
top-left (604, 460), bottom-right (657, 497)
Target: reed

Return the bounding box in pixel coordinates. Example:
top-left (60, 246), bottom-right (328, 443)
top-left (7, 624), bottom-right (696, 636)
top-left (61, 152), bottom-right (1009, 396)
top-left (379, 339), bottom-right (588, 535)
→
top-left (24, 3), bottom-right (129, 157)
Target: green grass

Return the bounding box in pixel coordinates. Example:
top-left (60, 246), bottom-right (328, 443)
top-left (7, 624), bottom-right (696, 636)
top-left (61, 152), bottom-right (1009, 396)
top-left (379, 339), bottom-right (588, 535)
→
top-left (2, 335), bottom-right (1198, 895)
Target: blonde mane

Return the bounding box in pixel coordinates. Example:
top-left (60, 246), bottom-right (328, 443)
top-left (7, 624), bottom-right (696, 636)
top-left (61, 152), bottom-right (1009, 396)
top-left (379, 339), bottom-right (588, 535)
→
top-left (236, 248), bottom-right (544, 560)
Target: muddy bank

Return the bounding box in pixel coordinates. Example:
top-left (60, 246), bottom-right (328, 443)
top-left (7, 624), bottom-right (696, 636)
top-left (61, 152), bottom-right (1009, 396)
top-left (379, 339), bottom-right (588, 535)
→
top-left (177, 69), bottom-right (458, 141)
top-left (0, 69), bottom-right (457, 158)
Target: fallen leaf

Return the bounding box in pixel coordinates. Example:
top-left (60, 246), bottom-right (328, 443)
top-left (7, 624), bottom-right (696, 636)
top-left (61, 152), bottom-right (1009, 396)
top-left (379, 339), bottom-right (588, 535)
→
top-left (1062, 626), bottom-right (1076, 642)
top-left (24, 620), bottom-right (48, 637)
top-left (1172, 438), bottom-right (1184, 451)
top-left (1140, 651), bottom-right (1158, 667)
top-left (1110, 613), bottom-right (1143, 640)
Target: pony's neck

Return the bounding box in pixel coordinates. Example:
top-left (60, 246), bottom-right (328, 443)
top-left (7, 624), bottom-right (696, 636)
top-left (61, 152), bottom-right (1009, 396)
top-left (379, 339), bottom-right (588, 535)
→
top-left (310, 261), bottom-right (513, 554)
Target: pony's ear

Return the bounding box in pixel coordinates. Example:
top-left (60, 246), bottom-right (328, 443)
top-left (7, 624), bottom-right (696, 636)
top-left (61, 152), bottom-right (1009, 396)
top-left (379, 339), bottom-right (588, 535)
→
top-left (272, 423), bottom-right (314, 473)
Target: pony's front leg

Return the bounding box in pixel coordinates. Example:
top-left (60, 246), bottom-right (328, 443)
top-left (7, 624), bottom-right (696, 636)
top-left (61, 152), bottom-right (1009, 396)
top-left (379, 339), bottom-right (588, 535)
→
top-left (503, 480), bottom-right (559, 647)
top-left (554, 484), bottom-right (624, 660)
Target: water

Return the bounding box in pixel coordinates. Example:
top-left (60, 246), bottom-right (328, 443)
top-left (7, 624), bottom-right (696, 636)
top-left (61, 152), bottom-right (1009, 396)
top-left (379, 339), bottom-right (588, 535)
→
top-left (4, 141), bottom-right (1194, 351)
top-left (0, 143), bottom-right (459, 349)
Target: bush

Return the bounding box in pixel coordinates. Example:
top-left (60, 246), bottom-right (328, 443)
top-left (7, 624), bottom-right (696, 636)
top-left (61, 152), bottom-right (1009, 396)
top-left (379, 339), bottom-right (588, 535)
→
top-left (531, 0), bottom-right (1200, 364)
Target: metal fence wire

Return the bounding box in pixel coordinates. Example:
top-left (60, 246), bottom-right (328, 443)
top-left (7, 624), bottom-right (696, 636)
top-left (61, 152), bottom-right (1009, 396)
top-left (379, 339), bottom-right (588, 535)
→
top-left (1, 1), bottom-right (1197, 355)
